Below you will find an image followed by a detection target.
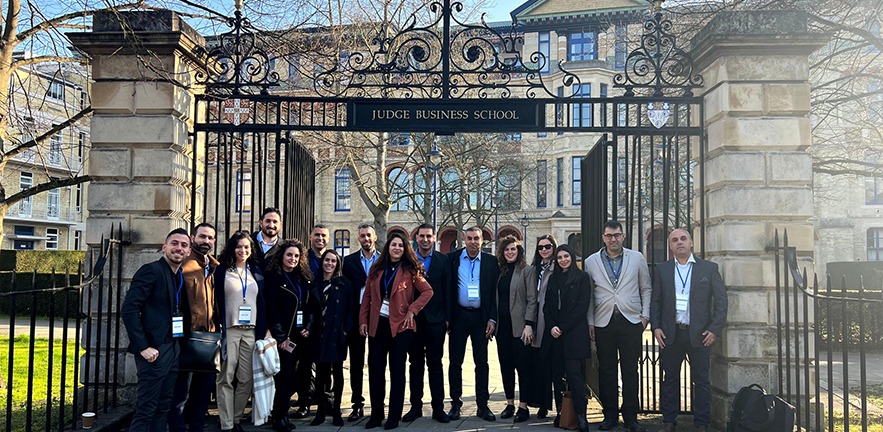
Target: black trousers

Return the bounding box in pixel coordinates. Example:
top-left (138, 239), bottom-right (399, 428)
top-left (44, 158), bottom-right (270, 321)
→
top-left (448, 307), bottom-right (490, 407)
top-left (660, 327), bottom-right (711, 427)
top-left (367, 319), bottom-right (414, 422)
top-left (316, 361), bottom-right (345, 412)
top-left (346, 331), bottom-right (367, 407)
top-left (565, 358), bottom-right (588, 420)
top-left (594, 316), bottom-right (643, 422)
top-left (407, 320), bottom-right (447, 413)
top-left (496, 317), bottom-right (534, 404)
top-left (529, 346), bottom-right (553, 410)
top-left (272, 346), bottom-right (311, 418)
top-left (131, 342), bottom-right (179, 432)
top-left (547, 339), bottom-right (567, 412)
top-left (167, 370), bottom-right (215, 432)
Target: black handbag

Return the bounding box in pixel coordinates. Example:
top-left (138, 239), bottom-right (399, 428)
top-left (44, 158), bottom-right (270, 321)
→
top-left (180, 330), bottom-right (222, 373)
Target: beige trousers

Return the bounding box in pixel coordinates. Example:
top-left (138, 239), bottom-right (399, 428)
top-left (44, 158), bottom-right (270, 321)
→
top-left (217, 326), bottom-right (255, 429)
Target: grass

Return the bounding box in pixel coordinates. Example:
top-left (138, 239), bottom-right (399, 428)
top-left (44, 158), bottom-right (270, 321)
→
top-left (0, 335), bottom-right (83, 431)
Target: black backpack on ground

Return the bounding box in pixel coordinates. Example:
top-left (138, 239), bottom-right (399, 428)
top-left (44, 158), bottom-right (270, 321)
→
top-left (727, 384), bottom-right (796, 432)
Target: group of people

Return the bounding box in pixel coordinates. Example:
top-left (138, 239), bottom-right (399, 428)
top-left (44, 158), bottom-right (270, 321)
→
top-left (121, 209), bottom-right (727, 432)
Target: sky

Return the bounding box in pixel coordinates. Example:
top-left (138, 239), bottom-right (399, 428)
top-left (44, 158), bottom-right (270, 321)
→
top-left (481, 0), bottom-right (528, 23)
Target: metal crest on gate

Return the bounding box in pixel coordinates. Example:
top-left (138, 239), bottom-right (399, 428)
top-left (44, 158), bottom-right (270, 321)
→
top-left (222, 98), bottom-right (251, 125)
top-left (647, 102), bottom-right (670, 128)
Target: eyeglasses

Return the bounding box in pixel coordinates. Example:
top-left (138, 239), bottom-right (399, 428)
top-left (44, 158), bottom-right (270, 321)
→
top-left (603, 233), bottom-right (624, 239)
top-left (537, 244), bottom-right (554, 250)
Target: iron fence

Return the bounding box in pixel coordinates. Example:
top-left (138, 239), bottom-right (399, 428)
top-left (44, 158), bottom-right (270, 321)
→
top-left (0, 226), bottom-right (126, 432)
top-left (775, 228), bottom-right (883, 431)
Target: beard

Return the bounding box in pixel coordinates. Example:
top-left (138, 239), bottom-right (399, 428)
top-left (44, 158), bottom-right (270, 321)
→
top-left (194, 242), bottom-right (212, 255)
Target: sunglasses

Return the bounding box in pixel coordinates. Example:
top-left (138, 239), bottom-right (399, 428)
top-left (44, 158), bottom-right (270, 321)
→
top-left (537, 244), bottom-right (554, 251)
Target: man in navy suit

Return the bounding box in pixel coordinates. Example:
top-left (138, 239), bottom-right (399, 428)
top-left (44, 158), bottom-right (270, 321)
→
top-left (651, 228), bottom-right (728, 432)
top-left (122, 228), bottom-right (192, 432)
top-left (342, 222), bottom-right (379, 421)
top-left (403, 224), bottom-right (452, 423)
top-left (251, 207), bottom-right (282, 270)
top-left (446, 226), bottom-right (498, 422)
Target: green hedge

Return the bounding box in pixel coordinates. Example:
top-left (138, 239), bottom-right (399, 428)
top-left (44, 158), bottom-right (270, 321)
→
top-left (0, 250), bottom-right (85, 273)
top-left (816, 291), bottom-right (883, 351)
top-left (0, 271), bottom-right (82, 318)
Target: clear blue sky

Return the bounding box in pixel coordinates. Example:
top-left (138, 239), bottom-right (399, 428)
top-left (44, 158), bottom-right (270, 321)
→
top-left (481, 0), bottom-right (527, 23)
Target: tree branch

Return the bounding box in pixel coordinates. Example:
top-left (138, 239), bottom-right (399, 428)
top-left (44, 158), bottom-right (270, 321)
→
top-left (17, 1), bottom-right (146, 41)
top-left (1, 175), bottom-right (91, 206)
top-left (3, 106), bottom-right (93, 159)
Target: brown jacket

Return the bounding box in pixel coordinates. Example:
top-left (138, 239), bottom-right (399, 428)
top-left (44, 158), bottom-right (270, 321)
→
top-left (360, 267), bottom-right (433, 337)
top-left (181, 248), bottom-right (219, 332)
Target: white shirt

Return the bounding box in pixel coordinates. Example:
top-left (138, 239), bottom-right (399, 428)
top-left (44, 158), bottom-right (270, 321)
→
top-left (674, 254), bottom-right (696, 325)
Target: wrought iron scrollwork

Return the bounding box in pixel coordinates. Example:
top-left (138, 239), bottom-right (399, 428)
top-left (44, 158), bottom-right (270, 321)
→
top-left (194, 8), bottom-right (280, 95)
top-left (613, 10), bottom-right (703, 97)
top-left (313, 0), bottom-right (579, 99)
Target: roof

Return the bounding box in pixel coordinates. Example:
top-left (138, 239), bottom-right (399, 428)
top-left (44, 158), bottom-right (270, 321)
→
top-left (511, 0), bottom-right (648, 23)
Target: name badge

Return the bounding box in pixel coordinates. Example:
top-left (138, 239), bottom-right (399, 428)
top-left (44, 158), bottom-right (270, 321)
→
top-left (675, 291), bottom-right (689, 314)
top-left (360, 286), bottom-right (367, 304)
top-left (467, 284), bottom-right (480, 301)
top-left (380, 299), bottom-right (390, 318)
top-left (296, 311), bottom-right (303, 327)
top-left (238, 306), bottom-right (253, 324)
top-left (172, 316), bottom-right (184, 337)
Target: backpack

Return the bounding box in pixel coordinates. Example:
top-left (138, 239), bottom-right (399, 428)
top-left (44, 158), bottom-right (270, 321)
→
top-left (727, 384), bottom-right (796, 432)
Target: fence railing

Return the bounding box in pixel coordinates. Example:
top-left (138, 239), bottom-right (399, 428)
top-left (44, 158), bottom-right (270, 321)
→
top-left (0, 226), bottom-right (126, 432)
top-left (774, 229), bottom-right (883, 432)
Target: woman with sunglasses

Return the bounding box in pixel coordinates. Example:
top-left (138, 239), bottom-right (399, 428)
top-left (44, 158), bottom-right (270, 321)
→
top-left (311, 249), bottom-right (351, 427)
top-left (214, 231), bottom-right (270, 432)
top-left (544, 244), bottom-right (593, 432)
top-left (265, 240), bottom-right (318, 432)
top-left (530, 234), bottom-right (558, 420)
top-left (495, 235), bottom-right (538, 422)
top-left (359, 231), bottom-right (433, 430)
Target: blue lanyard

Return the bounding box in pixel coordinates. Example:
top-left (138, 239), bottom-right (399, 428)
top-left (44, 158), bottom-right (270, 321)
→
top-left (383, 264), bottom-right (400, 299)
top-left (175, 270), bottom-right (183, 314)
top-left (606, 255), bottom-right (623, 284)
top-left (467, 255), bottom-right (479, 282)
top-left (676, 263), bottom-right (692, 294)
top-left (237, 266), bottom-right (249, 303)
top-left (283, 271), bottom-right (302, 302)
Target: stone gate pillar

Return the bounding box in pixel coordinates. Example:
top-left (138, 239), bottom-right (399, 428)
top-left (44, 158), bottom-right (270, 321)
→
top-left (690, 11), bottom-right (828, 428)
top-left (69, 10), bottom-right (205, 386)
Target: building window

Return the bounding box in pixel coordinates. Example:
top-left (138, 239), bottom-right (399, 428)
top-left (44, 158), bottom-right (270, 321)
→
top-left (235, 170), bottom-right (252, 213)
top-left (556, 158), bottom-right (564, 207)
top-left (389, 167), bottom-right (410, 212)
top-left (79, 89), bottom-right (88, 110)
top-left (334, 230), bottom-right (350, 256)
top-left (48, 187), bottom-right (60, 219)
top-left (46, 228), bottom-right (59, 250)
top-left (869, 80), bottom-right (883, 122)
top-left (14, 225), bottom-right (34, 236)
top-left (75, 184), bottom-right (82, 212)
top-left (568, 31), bottom-right (596, 61)
top-left (47, 80), bottom-right (65, 102)
top-left (77, 132), bottom-right (85, 163)
top-left (335, 168), bottom-right (351, 211)
top-left (571, 84), bottom-right (591, 127)
top-left (868, 152), bottom-right (883, 205)
top-left (536, 160), bottom-right (547, 208)
top-left (74, 230), bottom-right (82, 250)
top-left (19, 172), bottom-right (32, 216)
top-left (556, 86), bottom-right (565, 135)
top-left (614, 25), bottom-right (627, 70)
top-left (49, 130), bottom-right (63, 166)
top-left (538, 31), bottom-right (551, 74)
top-left (869, 228), bottom-right (883, 261)
top-left (572, 156), bottom-right (583, 205)
top-left (388, 132), bottom-right (410, 146)
top-left (497, 165), bottom-right (521, 210)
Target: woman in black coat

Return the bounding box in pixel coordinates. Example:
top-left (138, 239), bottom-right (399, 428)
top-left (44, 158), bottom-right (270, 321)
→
top-left (311, 249), bottom-right (352, 426)
top-left (544, 244), bottom-right (592, 432)
top-left (265, 240), bottom-right (319, 432)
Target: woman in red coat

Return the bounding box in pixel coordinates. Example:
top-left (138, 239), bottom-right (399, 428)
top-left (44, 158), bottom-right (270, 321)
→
top-left (359, 231), bottom-right (433, 430)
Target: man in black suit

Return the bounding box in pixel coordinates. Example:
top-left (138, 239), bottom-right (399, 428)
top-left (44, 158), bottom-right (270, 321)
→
top-left (447, 226), bottom-right (498, 422)
top-left (122, 228), bottom-right (192, 432)
top-left (342, 222), bottom-right (379, 421)
top-left (251, 207), bottom-right (282, 269)
top-left (651, 228), bottom-right (728, 432)
top-left (403, 224), bottom-right (452, 423)
top-left (308, 223), bottom-right (330, 278)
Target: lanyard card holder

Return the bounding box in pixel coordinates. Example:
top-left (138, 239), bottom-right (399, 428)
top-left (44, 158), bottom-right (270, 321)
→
top-left (172, 315), bottom-right (184, 337)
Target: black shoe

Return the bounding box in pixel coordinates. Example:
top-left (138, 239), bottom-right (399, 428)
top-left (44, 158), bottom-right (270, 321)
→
top-left (447, 405), bottom-right (461, 421)
top-left (384, 420), bottom-right (400, 430)
top-left (476, 406), bottom-right (496, 422)
top-left (513, 407), bottom-right (529, 423)
top-left (624, 420), bottom-right (646, 432)
top-left (599, 418), bottom-right (618, 430)
top-left (553, 414), bottom-right (560, 428)
top-left (332, 411), bottom-right (344, 427)
top-left (537, 408), bottom-right (548, 419)
top-left (365, 416), bottom-right (384, 429)
top-left (310, 412), bottom-right (326, 426)
top-left (432, 411), bottom-right (450, 423)
top-left (273, 417), bottom-right (294, 431)
top-left (402, 409), bottom-right (423, 422)
top-left (500, 404), bottom-right (515, 419)
top-left (349, 406), bottom-right (364, 422)
top-left (578, 418), bottom-right (590, 432)
top-left (293, 407), bottom-right (311, 419)
top-left (233, 424), bottom-right (246, 432)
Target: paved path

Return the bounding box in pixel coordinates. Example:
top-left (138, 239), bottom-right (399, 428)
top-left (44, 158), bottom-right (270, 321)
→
top-left (0, 318), bottom-right (78, 339)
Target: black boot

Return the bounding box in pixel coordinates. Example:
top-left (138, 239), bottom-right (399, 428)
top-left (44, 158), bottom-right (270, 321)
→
top-left (310, 407), bottom-right (326, 426)
top-left (578, 417), bottom-right (589, 432)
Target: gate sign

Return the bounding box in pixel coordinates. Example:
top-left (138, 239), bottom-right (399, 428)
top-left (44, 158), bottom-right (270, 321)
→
top-left (348, 100), bottom-right (544, 133)
top-left (647, 102), bottom-right (670, 129)
top-left (223, 98), bottom-right (251, 126)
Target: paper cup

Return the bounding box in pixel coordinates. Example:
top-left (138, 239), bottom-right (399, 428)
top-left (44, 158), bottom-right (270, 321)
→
top-left (82, 412), bottom-right (95, 429)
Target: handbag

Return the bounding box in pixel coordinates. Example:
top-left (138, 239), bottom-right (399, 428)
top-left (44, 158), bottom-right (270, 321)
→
top-left (180, 330), bottom-right (222, 373)
top-left (558, 391), bottom-right (578, 430)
